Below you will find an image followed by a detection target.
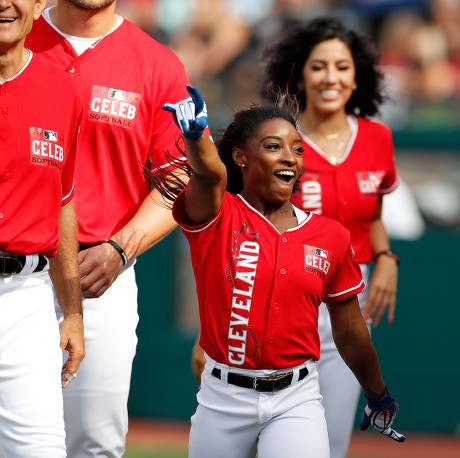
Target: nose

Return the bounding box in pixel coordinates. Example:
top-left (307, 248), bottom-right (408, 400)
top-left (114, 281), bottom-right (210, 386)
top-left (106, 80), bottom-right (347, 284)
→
top-left (322, 65), bottom-right (338, 84)
top-left (281, 148), bottom-right (301, 167)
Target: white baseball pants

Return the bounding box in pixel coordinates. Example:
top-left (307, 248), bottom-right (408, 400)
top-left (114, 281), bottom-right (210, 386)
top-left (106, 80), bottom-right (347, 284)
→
top-left (189, 358), bottom-right (329, 458)
top-left (317, 264), bottom-right (370, 458)
top-left (56, 263), bottom-right (139, 458)
top-left (0, 271), bottom-right (66, 458)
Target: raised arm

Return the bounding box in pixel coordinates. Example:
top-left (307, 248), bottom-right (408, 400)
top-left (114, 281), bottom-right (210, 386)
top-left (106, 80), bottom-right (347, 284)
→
top-left (162, 85), bottom-right (227, 224)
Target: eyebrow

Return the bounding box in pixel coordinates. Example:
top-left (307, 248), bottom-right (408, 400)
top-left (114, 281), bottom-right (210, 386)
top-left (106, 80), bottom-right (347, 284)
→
top-left (309, 59), bottom-right (352, 64)
top-left (259, 135), bottom-right (281, 142)
top-left (259, 135), bottom-right (303, 144)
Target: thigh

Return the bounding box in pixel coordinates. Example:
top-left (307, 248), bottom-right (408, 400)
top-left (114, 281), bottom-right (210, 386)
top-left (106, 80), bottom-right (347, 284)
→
top-left (0, 273), bottom-right (65, 458)
top-left (258, 400), bottom-right (329, 458)
top-left (189, 369), bottom-right (259, 458)
top-left (59, 266), bottom-right (139, 457)
top-left (189, 405), bottom-right (258, 458)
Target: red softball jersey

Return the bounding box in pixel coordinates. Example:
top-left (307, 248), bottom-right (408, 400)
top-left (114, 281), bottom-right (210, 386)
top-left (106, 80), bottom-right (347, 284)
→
top-left (0, 53), bottom-right (81, 257)
top-left (27, 15), bottom-right (190, 243)
top-left (173, 192), bottom-right (364, 370)
top-left (291, 116), bottom-right (398, 263)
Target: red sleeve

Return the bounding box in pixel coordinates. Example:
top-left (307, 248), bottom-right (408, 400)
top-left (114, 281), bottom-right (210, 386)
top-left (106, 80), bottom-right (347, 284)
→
top-left (325, 243), bottom-right (364, 302)
top-left (379, 125), bottom-right (399, 194)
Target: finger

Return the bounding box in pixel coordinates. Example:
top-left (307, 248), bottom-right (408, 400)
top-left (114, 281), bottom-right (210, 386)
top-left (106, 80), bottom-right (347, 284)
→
top-left (61, 370), bottom-right (77, 389)
top-left (387, 298), bottom-right (396, 324)
top-left (372, 303), bottom-right (386, 327)
top-left (162, 103), bottom-right (176, 113)
top-left (186, 85), bottom-right (204, 112)
top-left (360, 412), bottom-right (371, 431)
top-left (381, 427), bottom-right (406, 442)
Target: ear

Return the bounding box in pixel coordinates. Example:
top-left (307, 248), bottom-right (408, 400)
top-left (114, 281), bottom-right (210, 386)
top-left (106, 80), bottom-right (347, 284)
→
top-left (34, 0), bottom-right (46, 19)
top-left (232, 148), bottom-right (247, 168)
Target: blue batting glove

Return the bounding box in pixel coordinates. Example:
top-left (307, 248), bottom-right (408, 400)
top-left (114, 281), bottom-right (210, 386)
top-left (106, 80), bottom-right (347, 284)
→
top-left (162, 85), bottom-right (208, 141)
top-left (360, 388), bottom-right (406, 442)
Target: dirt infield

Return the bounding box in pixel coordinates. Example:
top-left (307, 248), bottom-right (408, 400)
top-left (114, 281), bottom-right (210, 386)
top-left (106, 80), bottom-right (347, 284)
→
top-left (126, 418), bottom-right (460, 457)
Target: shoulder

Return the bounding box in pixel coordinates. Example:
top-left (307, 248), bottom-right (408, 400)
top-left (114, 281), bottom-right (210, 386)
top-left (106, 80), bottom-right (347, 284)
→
top-left (30, 53), bottom-right (77, 88)
top-left (309, 213), bottom-right (349, 235)
top-left (357, 117), bottom-right (392, 139)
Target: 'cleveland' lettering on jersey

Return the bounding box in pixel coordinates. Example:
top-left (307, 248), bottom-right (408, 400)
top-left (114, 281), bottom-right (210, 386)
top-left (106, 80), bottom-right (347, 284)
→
top-left (299, 173), bottom-right (322, 214)
top-left (228, 239), bottom-right (260, 365)
top-left (89, 85), bottom-right (141, 128)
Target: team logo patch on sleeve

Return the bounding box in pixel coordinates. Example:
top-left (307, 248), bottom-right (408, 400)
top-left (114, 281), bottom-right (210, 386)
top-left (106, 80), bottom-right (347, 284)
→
top-left (356, 171), bottom-right (384, 194)
top-left (29, 127), bottom-right (65, 169)
top-left (304, 245), bottom-right (332, 277)
top-left (89, 85), bottom-right (141, 128)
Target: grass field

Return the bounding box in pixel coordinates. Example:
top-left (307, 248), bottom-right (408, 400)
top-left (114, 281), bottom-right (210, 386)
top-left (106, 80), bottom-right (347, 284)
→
top-left (124, 449), bottom-right (186, 458)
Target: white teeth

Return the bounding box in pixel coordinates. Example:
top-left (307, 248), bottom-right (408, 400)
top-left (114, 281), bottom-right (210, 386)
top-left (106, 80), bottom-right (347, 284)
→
top-left (321, 90), bottom-right (339, 97)
top-left (276, 171), bottom-right (295, 176)
top-left (0, 18), bottom-right (15, 22)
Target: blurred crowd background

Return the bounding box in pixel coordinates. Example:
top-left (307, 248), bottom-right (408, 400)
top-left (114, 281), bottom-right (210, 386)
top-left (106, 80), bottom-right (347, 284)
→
top-left (114, 0), bottom-right (460, 236)
top-left (115, 0), bottom-right (460, 133)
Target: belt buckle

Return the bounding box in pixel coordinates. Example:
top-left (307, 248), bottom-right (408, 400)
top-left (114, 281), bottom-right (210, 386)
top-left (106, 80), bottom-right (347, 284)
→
top-left (0, 255), bottom-right (23, 275)
top-left (253, 373), bottom-right (288, 392)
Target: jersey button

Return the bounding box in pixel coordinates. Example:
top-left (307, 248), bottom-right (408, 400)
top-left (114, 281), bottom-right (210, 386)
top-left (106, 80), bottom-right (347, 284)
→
top-left (280, 268), bottom-right (286, 275)
top-left (2, 87), bottom-right (7, 92)
top-left (281, 237), bottom-right (288, 242)
top-left (0, 212), bottom-right (3, 218)
top-left (69, 68), bottom-right (76, 74)
top-left (274, 303), bottom-right (279, 310)
top-left (269, 338), bottom-right (274, 344)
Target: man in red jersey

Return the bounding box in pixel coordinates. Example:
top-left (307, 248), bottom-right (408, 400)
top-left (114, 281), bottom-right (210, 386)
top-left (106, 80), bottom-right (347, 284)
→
top-left (0, 0), bottom-right (84, 456)
top-left (27, 1), bottom-right (191, 456)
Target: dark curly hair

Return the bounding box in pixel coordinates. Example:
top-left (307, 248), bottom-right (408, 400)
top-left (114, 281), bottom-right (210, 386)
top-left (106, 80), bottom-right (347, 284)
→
top-left (260, 16), bottom-right (385, 117)
top-left (147, 101), bottom-right (300, 206)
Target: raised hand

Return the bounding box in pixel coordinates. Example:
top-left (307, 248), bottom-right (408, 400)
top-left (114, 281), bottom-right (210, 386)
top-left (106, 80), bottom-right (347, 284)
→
top-left (162, 85), bottom-right (208, 140)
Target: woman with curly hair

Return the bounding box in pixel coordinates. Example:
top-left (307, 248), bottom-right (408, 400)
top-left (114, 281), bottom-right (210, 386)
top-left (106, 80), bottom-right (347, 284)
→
top-left (260, 16), bottom-right (400, 458)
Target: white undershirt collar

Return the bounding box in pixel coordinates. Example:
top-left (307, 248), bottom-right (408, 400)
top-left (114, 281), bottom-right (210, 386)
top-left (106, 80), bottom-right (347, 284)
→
top-left (42, 7), bottom-right (123, 56)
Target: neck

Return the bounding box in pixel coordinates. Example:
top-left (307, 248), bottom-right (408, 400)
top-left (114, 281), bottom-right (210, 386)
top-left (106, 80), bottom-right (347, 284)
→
top-left (0, 46), bottom-right (29, 82)
top-left (300, 110), bottom-right (349, 137)
top-left (50, 2), bottom-right (118, 38)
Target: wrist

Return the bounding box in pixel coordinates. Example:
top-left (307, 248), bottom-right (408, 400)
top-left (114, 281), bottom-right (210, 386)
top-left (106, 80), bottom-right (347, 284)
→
top-left (105, 239), bottom-right (128, 265)
top-left (374, 249), bottom-right (400, 265)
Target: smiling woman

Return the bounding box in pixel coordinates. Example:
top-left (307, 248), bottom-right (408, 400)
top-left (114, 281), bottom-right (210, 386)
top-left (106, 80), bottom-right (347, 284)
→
top-left (260, 16), bottom-right (401, 458)
top-left (148, 85), bottom-right (404, 458)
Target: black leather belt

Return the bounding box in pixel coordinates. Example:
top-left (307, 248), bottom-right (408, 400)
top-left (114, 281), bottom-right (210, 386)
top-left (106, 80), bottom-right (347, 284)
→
top-left (212, 366), bottom-right (309, 392)
top-left (0, 254), bottom-right (48, 275)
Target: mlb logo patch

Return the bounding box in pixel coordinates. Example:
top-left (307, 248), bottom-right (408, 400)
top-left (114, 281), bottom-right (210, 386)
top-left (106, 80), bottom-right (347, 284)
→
top-left (356, 171), bottom-right (384, 194)
top-left (304, 245), bottom-right (331, 277)
top-left (44, 130), bottom-right (58, 142)
top-left (315, 248), bottom-right (328, 258)
top-left (108, 88), bottom-right (126, 101)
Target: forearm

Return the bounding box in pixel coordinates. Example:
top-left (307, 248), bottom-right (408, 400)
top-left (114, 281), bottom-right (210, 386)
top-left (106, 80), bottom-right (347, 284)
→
top-left (370, 198), bottom-right (391, 255)
top-left (49, 202), bottom-right (82, 317)
top-left (328, 298), bottom-right (386, 400)
top-left (107, 187), bottom-right (179, 261)
top-left (335, 324), bottom-right (386, 400)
